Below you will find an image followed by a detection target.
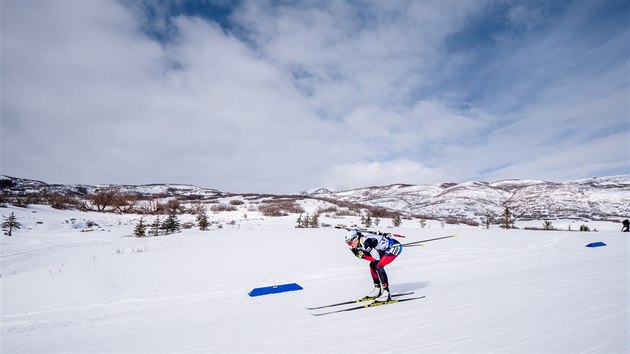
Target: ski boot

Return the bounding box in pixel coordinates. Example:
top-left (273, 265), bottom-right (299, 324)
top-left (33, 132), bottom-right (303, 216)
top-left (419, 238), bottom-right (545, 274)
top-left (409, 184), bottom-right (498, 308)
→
top-left (361, 285), bottom-right (382, 301)
top-left (375, 289), bottom-right (391, 302)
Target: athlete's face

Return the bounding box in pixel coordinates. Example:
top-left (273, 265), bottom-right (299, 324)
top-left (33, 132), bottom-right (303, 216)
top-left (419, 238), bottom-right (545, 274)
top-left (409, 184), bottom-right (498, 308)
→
top-left (346, 239), bottom-right (359, 248)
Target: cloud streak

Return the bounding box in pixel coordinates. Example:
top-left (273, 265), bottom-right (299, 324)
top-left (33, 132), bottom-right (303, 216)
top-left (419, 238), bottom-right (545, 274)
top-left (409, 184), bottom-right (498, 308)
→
top-left (1, 0), bottom-right (628, 193)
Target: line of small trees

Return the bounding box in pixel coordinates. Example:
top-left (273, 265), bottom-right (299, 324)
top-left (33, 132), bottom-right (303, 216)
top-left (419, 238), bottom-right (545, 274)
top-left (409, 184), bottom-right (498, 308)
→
top-left (491, 207), bottom-right (595, 231)
top-left (133, 212), bottom-right (181, 237)
top-left (133, 206), bottom-right (217, 237)
top-left (359, 213), bottom-right (402, 228)
top-left (296, 212), bottom-right (320, 228)
top-left (524, 220), bottom-right (595, 232)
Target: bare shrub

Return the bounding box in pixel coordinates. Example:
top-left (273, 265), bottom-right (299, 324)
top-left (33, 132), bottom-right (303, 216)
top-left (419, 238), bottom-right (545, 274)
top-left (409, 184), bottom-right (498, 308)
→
top-left (333, 209), bottom-right (358, 217)
top-left (259, 201), bottom-right (304, 217)
top-left (181, 221), bottom-right (195, 230)
top-left (47, 193), bottom-right (79, 210)
top-left (445, 217), bottom-right (480, 227)
top-left (9, 196), bottom-right (28, 208)
top-left (461, 219), bottom-right (480, 227)
top-left (259, 204), bottom-right (287, 217)
top-left (211, 204), bottom-right (237, 212)
top-left (137, 199), bottom-right (165, 215)
top-left (320, 198), bottom-right (362, 213)
top-left (164, 199), bottom-right (182, 214)
top-left (189, 203), bottom-right (207, 215)
top-left (318, 205), bottom-right (338, 213)
top-left (367, 206), bottom-right (399, 219)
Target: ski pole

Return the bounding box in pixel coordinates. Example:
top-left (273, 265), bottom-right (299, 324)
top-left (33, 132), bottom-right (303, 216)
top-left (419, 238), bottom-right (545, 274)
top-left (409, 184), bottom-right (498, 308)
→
top-left (401, 234), bottom-right (458, 247)
top-left (404, 243), bottom-right (426, 248)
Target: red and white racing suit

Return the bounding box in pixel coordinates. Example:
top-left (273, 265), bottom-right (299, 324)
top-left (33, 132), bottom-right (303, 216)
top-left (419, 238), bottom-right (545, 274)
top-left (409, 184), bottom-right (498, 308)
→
top-left (351, 231), bottom-right (402, 289)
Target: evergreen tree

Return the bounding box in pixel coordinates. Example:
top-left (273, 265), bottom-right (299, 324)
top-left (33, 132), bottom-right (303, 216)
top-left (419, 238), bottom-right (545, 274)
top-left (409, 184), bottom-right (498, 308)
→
top-left (197, 212), bottom-right (209, 231)
top-left (296, 214), bottom-right (305, 228)
top-left (501, 207), bottom-right (514, 229)
top-left (542, 220), bottom-right (554, 230)
top-left (2, 212), bottom-right (22, 236)
top-left (134, 217), bottom-right (146, 237)
top-left (161, 212), bottom-right (181, 235)
top-left (362, 213), bottom-right (373, 228)
top-left (392, 214), bottom-right (402, 227)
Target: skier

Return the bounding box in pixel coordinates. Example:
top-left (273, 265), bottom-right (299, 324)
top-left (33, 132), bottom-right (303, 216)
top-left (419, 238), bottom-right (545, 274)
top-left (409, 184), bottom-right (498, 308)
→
top-left (345, 229), bottom-right (402, 302)
top-left (622, 219), bottom-right (629, 232)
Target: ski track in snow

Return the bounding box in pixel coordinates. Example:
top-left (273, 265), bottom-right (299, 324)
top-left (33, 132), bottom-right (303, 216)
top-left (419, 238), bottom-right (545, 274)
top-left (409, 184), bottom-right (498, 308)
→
top-left (1, 206), bottom-right (628, 353)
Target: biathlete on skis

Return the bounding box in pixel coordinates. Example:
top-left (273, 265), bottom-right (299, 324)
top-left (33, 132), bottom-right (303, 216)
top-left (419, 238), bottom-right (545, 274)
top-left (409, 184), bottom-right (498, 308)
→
top-left (345, 229), bottom-right (402, 302)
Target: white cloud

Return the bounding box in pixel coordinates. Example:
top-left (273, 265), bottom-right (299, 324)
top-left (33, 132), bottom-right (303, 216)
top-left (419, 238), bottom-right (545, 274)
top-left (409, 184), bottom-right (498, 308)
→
top-left (1, 1), bottom-right (343, 192)
top-left (1, 1), bottom-right (627, 193)
top-left (484, 131), bottom-right (629, 182)
top-left (326, 159), bottom-right (445, 190)
top-left (233, 1), bottom-right (482, 117)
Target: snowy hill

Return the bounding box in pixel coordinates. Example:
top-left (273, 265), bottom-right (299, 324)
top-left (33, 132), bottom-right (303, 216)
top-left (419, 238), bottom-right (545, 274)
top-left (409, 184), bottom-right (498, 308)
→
top-left (0, 175), bottom-right (223, 198)
top-left (2, 175), bottom-right (629, 222)
top-left (318, 175), bottom-right (630, 221)
top-left (1, 205), bottom-right (628, 353)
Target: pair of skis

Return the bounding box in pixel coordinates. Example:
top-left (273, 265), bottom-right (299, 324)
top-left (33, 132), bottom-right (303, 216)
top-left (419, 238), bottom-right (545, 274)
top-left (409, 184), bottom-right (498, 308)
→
top-left (307, 292), bottom-right (425, 316)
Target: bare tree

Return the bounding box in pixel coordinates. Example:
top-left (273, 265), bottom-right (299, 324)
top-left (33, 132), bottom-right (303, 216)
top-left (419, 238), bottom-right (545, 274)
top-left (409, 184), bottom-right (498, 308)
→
top-left (113, 194), bottom-right (138, 214)
top-left (138, 199), bottom-right (164, 215)
top-left (165, 199), bottom-right (181, 214)
top-left (90, 188), bottom-right (119, 212)
top-left (134, 217), bottom-right (147, 237)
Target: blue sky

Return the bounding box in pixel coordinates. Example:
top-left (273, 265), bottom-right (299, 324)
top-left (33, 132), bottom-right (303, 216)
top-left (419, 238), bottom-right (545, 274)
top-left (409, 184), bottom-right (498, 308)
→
top-left (1, 0), bottom-right (628, 193)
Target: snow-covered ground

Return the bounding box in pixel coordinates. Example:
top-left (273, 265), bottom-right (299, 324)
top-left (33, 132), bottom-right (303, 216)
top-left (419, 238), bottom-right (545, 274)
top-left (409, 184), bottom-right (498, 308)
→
top-left (1, 205), bottom-right (628, 353)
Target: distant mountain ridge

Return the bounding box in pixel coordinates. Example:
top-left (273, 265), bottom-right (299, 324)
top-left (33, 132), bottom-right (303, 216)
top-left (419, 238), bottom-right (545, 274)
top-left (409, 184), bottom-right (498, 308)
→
top-left (301, 187), bottom-right (335, 195)
top-left (0, 175), bottom-right (223, 198)
top-left (2, 175), bottom-right (629, 221)
top-left (313, 175), bottom-right (630, 221)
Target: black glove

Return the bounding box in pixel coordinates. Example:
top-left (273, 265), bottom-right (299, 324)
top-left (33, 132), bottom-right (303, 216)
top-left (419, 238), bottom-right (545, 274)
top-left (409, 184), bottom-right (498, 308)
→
top-left (351, 248), bottom-right (364, 259)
